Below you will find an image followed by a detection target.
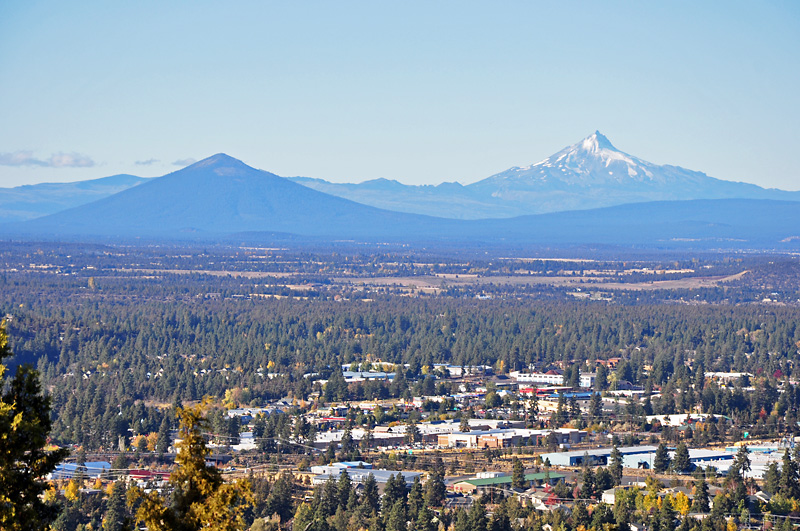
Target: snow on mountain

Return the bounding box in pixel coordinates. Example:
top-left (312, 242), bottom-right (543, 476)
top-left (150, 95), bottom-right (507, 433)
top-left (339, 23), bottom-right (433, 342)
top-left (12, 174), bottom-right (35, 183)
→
top-left (472, 131), bottom-right (707, 192)
top-left (465, 131), bottom-right (796, 211)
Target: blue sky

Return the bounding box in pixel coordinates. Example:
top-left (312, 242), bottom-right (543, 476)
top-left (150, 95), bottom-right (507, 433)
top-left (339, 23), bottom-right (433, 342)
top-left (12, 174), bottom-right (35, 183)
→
top-left (1, 1), bottom-right (798, 189)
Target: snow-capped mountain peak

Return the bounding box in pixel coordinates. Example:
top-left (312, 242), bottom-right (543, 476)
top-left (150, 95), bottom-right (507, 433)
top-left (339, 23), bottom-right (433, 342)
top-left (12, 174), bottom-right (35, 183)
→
top-left (579, 130), bottom-right (617, 153)
top-left (476, 131), bottom-right (671, 191)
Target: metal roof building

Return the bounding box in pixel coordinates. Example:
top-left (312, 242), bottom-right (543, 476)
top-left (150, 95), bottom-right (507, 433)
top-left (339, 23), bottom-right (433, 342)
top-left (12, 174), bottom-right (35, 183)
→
top-left (451, 472), bottom-right (566, 494)
top-left (540, 446), bottom-right (659, 467)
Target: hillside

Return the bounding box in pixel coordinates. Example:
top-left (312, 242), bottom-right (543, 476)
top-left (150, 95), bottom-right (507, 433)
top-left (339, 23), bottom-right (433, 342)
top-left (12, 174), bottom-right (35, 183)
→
top-left (0, 174), bottom-right (147, 223)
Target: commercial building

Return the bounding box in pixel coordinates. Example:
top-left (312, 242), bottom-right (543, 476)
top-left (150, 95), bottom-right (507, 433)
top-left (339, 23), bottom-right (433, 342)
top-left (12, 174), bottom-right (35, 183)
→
top-left (540, 446), bottom-right (659, 467)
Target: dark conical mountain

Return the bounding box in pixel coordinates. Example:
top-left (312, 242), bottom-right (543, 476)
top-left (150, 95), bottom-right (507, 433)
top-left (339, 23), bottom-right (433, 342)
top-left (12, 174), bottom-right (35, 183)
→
top-left (18, 154), bottom-right (459, 240)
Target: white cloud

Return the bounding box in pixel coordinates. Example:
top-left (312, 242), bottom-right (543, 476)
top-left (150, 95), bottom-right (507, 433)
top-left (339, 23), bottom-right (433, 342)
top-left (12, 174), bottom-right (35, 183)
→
top-left (172, 158), bottom-right (197, 167)
top-left (135, 158), bottom-right (160, 166)
top-left (0, 150), bottom-right (95, 168)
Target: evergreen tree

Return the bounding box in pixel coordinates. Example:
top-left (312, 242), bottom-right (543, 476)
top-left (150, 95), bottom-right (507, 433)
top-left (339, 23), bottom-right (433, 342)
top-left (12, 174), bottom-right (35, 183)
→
top-left (459, 410), bottom-right (471, 432)
top-left (320, 476), bottom-right (339, 518)
top-left (453, 508), bottom-right (470, 531)
top-left (424, 469), bottom-right (446, 507)
top-left (572, 501), bottom-right (590, 529)
top-left (653, 442), bottom-right (671, 473)
top-left (264, 473), bottom-right (295, 522)
top-left (589, 392), bottom-right (602, 421)
top-left (609, 445), bottom-right (623, 486)
top-left (127, 400), bottom-right (254, 531)
top-left (580, 467), bottom-right (597, 499)
top-left (595, 364), bottom-right (608, 392)
top-left (360, 473), bottom-right (380, 514)
top-left (488, 500), bottom-right (512, 531)
top-left (338, 426), bottom-right (354, 461)
top-left (405, 419), bottom-right (421, 445)
top-left (467, 498), bottom-right (488, 531)
top-left (382, 473), bottom-right (407, 514)
top-left (385, 500), bottom-right (406, 531)
top-left (511, 457), bottom-right (526, 489)
top-left (0, 324), bottom-right (69, 531)
top-left (658, 495), bottom-right (677, 530)
top-left (102, 481), bottom-right (130, 531)
top-left (414, 505), bottom-right (436, 531)
top-left (779, 448), bottom-right (799, 499)
top-left (765, 461), bottom-right (781, 495)
top-left (408, 476), bottom-right (423, 518)
top-left (672, 442), bottom-right (691, 473)
top-left (733, 445), bottom-right (751, 477)
top-left (691, 476), bottom-right (710, 513)
top-left (336, 471), bottom-right (351, 512)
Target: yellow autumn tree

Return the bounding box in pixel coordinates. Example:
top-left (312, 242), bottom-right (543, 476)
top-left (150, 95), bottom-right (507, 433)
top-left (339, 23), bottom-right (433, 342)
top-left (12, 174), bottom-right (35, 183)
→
top-left (127, 399), bottom-right (254, 531)
top-left (672, 491), bottom-right (691, 515)
top-left (65, 480), bottom-right (80, 502)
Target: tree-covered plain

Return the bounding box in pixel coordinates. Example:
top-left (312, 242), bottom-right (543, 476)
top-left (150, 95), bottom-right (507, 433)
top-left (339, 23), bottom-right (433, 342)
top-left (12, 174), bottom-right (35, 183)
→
top-left (0, 243), bottom-right (799, 449)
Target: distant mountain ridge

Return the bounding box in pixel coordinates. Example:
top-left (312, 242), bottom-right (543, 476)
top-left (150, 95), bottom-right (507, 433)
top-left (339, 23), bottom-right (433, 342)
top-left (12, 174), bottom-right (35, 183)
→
top-left (5, 153), bottom-right (800, 250)
top-left (4, 132), bottom-right (797, 223)
top-left (291, 132), bottom-right (800, 218)
top-left (11, 154), bottom-right (461, 240)
top-left (0, 174), bottom-right (148, 223)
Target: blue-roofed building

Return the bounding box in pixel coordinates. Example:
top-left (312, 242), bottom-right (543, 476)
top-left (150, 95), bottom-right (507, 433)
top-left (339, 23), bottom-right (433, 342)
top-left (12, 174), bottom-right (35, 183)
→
top-left (49, 461), bottom-right (112, 480)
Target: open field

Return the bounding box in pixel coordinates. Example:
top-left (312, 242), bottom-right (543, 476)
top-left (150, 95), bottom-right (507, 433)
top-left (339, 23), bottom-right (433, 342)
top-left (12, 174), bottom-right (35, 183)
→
top-left (334, 270), bottom-right (749, 291)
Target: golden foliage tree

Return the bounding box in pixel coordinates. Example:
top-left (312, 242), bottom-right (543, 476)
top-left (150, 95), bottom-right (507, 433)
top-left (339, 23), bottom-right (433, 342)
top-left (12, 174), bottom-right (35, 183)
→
top-left (128, 400), bottom-right (253, 531)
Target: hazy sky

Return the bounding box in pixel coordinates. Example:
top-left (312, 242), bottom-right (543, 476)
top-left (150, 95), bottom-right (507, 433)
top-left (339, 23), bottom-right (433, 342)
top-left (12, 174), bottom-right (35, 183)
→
top-left (1, 1), bottom-right (798, 189)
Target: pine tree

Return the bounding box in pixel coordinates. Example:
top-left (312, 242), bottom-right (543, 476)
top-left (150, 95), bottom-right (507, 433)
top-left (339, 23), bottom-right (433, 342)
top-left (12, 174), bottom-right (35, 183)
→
top-left (653, 442), bottom-right (671, 473)
top-left (467, 498), bottom-right (488, 531)
top-left (609, 445), bottom-right (623, 486)
top-left (765, 461), bottom-right (781, 495)
top-left (590, 392), bottom-right (602, 421)
top-left (691, 476), bottom-right (710, 513)
top-left (459, 410), bottom-right (471, 432)
top-left (572, 501), bottom-right (590, 529)
top-left (102, 481), bottom-right (129, 531)
top-left (511, 457), bottom-right (526, 489)
top-left (0, 323), bottom-right (69, 531)
top-left (453, 509), bottom-right (470, 531)
top-left (779, 448), bottom-right (799, 498)
top-left (336, 471), bottom-right (351, 512)
top-left (733, 445), bottom-right (751, 477)
top-left (382, 473), bottom-right (407, 514)
top-left (414, 505), bottom-right (436, 531)
top-left (424, 468), bottom-right (446, 507)
top-left (385, 499), bottom-right (407, 531)
top-left (156, 415), bottom-right (171, 455)
top-left (127, 400), bottom-right (254, 531)
top-left (405, 419), bottom-right (421, 445)
top-left (488, 500), bottom-right (512, 531)
top-left (672, 442), bottom-right (691, 473)
top-left (659, 495), bottom-right (677, 530)
top-left (360, 473), bottom-right (380, 514)
top-left (408, 476), bottom-right (423, 518)
top-left (580, 467), bottom-right (597, 499)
